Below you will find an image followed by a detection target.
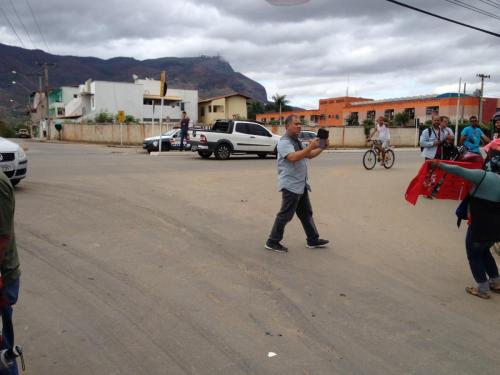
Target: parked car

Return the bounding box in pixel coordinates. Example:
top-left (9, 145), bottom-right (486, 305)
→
top-left (0, 137), bottom-right (28, 186)
top-left (16, 129), bottom-right (31, 138)
top-left (142, 128), bottom-right (202, 153)
top-left (191, 120), bottom-right (280, 159)
top-left (16, 129), bottom-right (30, 138)
top-left (298, 130), bottom-right (318, 148)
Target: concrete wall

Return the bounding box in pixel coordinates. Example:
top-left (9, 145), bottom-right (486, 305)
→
top-left (266, 126), bottom-right (418, 148)
top-left (89, 81), bottom-right (144, 120)
top-left (51, 123), bottom-right (418, 147)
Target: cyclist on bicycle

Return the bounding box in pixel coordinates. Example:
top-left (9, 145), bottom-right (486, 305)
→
top-left (372, 116), bottom-right (391, 164)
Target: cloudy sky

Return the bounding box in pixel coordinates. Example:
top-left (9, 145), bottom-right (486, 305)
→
top-left (1, 0), bottom-right (499, 108)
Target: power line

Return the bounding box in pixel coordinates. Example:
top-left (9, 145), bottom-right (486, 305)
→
top-left (24, 0), bottom-right (50, 52)
top-left (0, 5), bottom-right (26, 48)
top-left (7, 0), bottom-right (36, 48)
top-left (477, 0), bottom-right (500, 10)
top-left (384, 0), bottom-right (500, 37)
top-left (478, 0), bottom-right (500, 9)
top-left (443, 0), bottom-right (500, 21)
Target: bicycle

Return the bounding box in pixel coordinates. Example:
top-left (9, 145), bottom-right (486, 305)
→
top-left (363, 139), bottom-right (395, 170)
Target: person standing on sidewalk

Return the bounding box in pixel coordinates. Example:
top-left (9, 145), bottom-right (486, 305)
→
top-left (179, 111), bottom-right (190, 151)
top-left (265, 115), bottom-right (330, 253)
top-left (0, 172), bottom-right (21, 375)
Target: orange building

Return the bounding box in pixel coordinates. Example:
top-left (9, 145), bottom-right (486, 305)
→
top-left (257, 94), bottom-right (500, 127)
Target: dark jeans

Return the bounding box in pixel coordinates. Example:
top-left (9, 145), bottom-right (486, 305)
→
top-left (180, 131), bottom-right (188, 150)
top-left (268, 189), bottom-right (319, 244)
top-left (465, 226), bottom-right (498, 285)
top-left (0, 278), bottom-right (20, 375)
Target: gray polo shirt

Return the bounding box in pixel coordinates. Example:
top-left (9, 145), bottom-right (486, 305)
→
top-left (277, 134), bottom-right (310, 194)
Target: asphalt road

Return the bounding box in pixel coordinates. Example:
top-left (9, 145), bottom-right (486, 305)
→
top-left (11, 141), bottom-right (500, 375)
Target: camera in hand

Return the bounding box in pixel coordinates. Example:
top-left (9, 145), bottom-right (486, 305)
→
top-left (317, 128), bottom-right (329, 149)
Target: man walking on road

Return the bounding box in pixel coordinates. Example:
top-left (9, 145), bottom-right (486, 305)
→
top-left (265, 115), bottom-right (330, 253)
top-left (0, 172), bottom-right (21, 375)
top-left (179, 111), bottom-right (190, 151)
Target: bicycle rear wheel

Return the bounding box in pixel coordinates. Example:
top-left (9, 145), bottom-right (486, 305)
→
top-left (383, 149), bottom-right (395, 169)
top-left (363, 150), bottom-right (377, 170)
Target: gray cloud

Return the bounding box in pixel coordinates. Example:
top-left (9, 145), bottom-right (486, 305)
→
top-left (1, 0), bottom-right (499, 108)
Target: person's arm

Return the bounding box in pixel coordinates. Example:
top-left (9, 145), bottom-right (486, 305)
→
top-left (432, 162), bottom-right (485, 184)
top-left (420, 129), bottom-right (435, 148)
top-left (307, 139), bottom-right (328, 159)
top-left (0, 190), bottom-right (13, 263)
top-left (287, 139), bottom-right (319, 162)
top-left (481, 130), bottom-right (491, 145)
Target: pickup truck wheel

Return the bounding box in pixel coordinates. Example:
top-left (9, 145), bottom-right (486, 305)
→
top-left (215, 144), bottom-right (231, 160)
top-left (198, 150), bottom-right (212, 159)
top-left (257, 153), bottom-right (267, 159)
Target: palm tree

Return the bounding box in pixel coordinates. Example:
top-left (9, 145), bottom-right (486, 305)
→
top-left (272, 94), bottom-right (289, 125)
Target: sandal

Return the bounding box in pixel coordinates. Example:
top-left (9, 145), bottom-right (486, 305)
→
top-left (465, 286), bottom-right (491, 299)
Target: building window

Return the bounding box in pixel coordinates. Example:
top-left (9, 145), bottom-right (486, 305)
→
top-left (73, 94), bottom-right (78, 98)
top-left (335, 114), bottom-right (339, 120)
top-left (91, 96), bottom-right (95, 110)
top-left (404, 108), bottom-right (415, 120)
top-left (367, 110), bottom-right (376, 121)
top-left (384, 109), bottom-right (394, 120)
top-left (181, 102), bottom-right (185, 111)
top-left (426, 106), bottom-right (439, 116)
top-left (200, 107), bottom-right (205, 117)
top-left (213, 105), bottom-right (224, 113)
top-left (209, 105), bottom-right (212, 113)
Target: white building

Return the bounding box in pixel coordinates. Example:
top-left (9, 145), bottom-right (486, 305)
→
top-left (49, 86), bottom-right (79, 119)
top-left (64, 78), bottom-right (199, 123)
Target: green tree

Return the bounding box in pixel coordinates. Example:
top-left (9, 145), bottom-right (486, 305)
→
top-left (394, 112), bottom-right (410, 127)
top-left (272, 93), bottom-right (291, 125)
top-left (247, 101), bottom-right (265, 120)
top-left (345, 113), bottom-right (359, 126)
top-left (0, 120), bottom-right (16, 138)
top-left (95, 111), bottom-right (114, 123)
top-left (363, 119), bottom-right (374, 138)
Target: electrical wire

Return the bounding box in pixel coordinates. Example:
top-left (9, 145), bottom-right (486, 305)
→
top-left (0, 5), bottom-right (26, 47)
top-left (443, 0), bottom-right (500, 21)
top-left (7, 0), bottom-right (36, 48)
top-left (476, 0), bottom-right (500, 11)
top-left (384, 0), bottom-right (500, 37)
top-left (24, 0), bottom-right (50, 52)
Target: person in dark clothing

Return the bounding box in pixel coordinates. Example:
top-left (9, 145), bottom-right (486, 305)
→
top-left (179, 111), bottom-right (190, 151)
top-left (0, 172), bottom-right (21, 374)
top-left (430, 161), bottom-right (500, 299)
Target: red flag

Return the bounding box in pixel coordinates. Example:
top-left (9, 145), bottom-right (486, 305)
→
top-left (405, 160), bottom-right (483, 205)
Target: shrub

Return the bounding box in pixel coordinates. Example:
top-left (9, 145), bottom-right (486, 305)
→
top-left (95, 111), bottom-right (114, 123)
top-left (0, 121), bottom-right (16, 138)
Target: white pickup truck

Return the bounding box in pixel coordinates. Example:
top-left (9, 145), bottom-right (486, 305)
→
top-left (191, 120), bottom-right (280, 159)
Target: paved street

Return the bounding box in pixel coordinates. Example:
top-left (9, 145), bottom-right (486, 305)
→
top-left (12, 141), bottom-right (500, 375)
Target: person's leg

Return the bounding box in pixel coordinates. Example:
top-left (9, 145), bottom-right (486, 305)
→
top-left (268, 190), bottom-right (300, 244)
top-left (465, 227), bottom-right (490, 293)
top-left (295, 190), bottom-right (320, 243)
top-left (482, 245), bottom-right (499, 280)
top-left (180, 133), bottom-right (185, 150)
top-left (0, 278), bottom-right (20, 375)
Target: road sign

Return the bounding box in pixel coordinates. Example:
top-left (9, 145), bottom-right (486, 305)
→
top-left (117, 111), bottom-right (125, 123)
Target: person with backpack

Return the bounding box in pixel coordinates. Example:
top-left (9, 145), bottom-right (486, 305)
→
top-left (460, 116), bottom-right (490, 154)
top-left (439, 116), bottom-right (457, 160)
top-left (429, 160), bottom-right (500, 299)
top-left (420, 116), bottom-right (448, 160)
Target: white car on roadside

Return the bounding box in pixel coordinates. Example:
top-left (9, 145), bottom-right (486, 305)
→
top-left (0, 137), bottom-right (28, 186)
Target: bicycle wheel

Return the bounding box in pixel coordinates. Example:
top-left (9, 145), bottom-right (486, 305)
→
top-left (363, 150), bottom-right (377, 170)
top-left (383, 149), bottom-right (395, 169)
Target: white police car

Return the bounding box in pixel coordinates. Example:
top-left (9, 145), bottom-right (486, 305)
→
top-left (0, 137), bottom-right (28, 186)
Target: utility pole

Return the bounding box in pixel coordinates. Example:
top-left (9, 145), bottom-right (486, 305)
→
top-left (476, 73), bottom-right (490, 123)
top-left (36, 62), bottom-right (56, 139)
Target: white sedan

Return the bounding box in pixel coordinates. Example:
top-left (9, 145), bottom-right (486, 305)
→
top-left (0, 137), bottom-right (28, 186)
